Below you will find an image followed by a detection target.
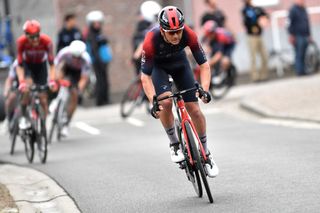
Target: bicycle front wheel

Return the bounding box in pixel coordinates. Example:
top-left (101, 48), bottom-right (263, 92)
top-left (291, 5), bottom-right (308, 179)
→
top-left (210, 69), bottom-right (232, 100)
top-left (37, 116), bottom-right (48, 164)
top-left (177, 119), bottom-right (202, 197)
top-left (185, 122), bottom-right (214, 203)
top-left (23, 131), bottom-right (35, 163)
top-left (48, 100), bottom-right (61, 143)
top-left (120, 79), bottom-right (144, 118)
top-left (10, 117), bottom-right (19, 155)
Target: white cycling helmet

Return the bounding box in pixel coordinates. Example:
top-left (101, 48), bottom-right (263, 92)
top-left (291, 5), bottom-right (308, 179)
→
top-left (140, 1), bottom-right (162, 23)
top-left (69, 40), bottom-right (86, 57)
top-left (86, 10), bottom-right (105, 24)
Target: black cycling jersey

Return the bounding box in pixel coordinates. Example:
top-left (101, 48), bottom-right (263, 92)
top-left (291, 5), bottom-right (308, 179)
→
top-left (141, 25), bottom-right (207, 76)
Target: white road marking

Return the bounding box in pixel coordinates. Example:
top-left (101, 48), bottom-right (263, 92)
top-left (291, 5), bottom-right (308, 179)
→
top-left (74, 121), bottom-right (101, 135)
top-left (126, 117), bottom-right (145, 127)
top-left (259, 118), bottom-right (320, 130)
top-left (202, 107), bottom-right (222, 115)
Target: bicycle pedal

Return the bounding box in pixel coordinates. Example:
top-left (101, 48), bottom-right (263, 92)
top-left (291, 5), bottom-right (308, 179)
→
top-left (178, 161), bottom-right (186, 169)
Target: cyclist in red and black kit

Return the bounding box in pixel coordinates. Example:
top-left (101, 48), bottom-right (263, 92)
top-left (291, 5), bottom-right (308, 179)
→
top-left (202, 20), bottom-right (235, 74)
top-left (16, 20), bottom-right (57, 129)
top-left (141, 6), bottom-right (219, 177)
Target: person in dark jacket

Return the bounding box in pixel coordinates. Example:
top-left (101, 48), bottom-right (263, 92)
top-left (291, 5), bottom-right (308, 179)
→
top-left (201, 0), bottom-right (226, 27)
top-left (85, 10), bottom-right (112, 106)
top-left (242, 0), bottom-right (269, 82)
top-left (288, 0), bottom-right (311, 76)
top-left (56, 13), bottom-right (82, 53)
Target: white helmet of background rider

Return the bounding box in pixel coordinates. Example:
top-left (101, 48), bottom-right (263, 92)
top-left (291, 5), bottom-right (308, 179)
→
top-left (86, 10), bottom-right (105, 24)
top-left (69, 40), bottom-right (86, 57)
top-left (140, 1), bottom-right (162, 23)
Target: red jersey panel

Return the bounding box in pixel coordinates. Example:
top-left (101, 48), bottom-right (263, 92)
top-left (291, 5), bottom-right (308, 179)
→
top-left (17, 34), bottom-right (54, 65)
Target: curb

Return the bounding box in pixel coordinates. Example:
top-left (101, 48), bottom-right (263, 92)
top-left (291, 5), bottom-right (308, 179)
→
top-left (240, 98), bottom-right (320, 124)
top-left (0, 164), bottom-right (81, 213)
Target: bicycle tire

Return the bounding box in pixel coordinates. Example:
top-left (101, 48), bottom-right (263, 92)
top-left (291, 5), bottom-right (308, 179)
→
top-left (37, 108), bottom-right (48, 164)
top-left (185, 122), bottom-right (214, 203)
top-left (48, 100), bottom-right (61, 143)
top-left (120, 79), bottom-right (144, 118)
top-left (57, 100), bottom-right (67, 142)
top-left (24, 131), bottom-right (35, 163)
top-left (10, 118), bottom-right (19, 155)
top-left (210, 68), bottom-right (233, 100)
top-left (305, 42), bottom-right (320, 74)
top-left (176, 119), bottom-right (202, 197)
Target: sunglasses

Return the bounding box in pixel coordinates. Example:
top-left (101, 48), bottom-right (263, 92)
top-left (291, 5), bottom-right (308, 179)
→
top-left (166, 29), bottom-right (183, 36)
top-left (26, 33), bottom-right (40, 40)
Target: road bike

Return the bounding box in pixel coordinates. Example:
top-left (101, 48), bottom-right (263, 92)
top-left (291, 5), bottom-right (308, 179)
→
top-left (305, 41), bottom-right (320, 74)
top-left (120, 75), bottom-right (149, 118)
top-left (155, 83), bottom-right (214, 203)
top-left (269, 41), bottom-right (320, 77)
top-left (15, 85), bottom-right (49, 163)
top-left (48, 80), bottom-right (70, 143)
top-left (194, 63), bottom-right (237, 100)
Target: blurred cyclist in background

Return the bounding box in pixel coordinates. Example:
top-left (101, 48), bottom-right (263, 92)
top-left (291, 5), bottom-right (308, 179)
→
top-left (53, 40), bottom-right (91, 137)
top-left (3, 59), bottom-right (19, 127)
top-left (84, 10), bottom-right (112, 106)
top-left (202, 20), bottom-right (235, 73)
top-left (16, 20), bottom-right (57, 129)
top-left (56, 13), bottom-right (82, 53)
top-left (132, 1), bottom-right (162, 75)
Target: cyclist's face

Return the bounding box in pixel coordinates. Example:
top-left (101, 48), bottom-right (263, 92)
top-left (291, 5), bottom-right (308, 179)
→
top-left (26, 33), bottom-right (40, 45)
top-left (163, 29), bottom-right (183, 45)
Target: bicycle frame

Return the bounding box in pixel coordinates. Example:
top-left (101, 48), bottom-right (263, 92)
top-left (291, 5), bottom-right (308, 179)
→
top-left (158, 84), bottom-right (208, 165)
top-left (174, 95), bottom-right (208, 166)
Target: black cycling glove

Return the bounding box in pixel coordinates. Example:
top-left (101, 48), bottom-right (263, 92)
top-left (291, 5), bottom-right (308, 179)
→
top-left (199, 90), bottom-right (211, 103)
top-left (196, 83), bottom-right (212, 103)
top-left (151, 95), bottom-right (160, 119)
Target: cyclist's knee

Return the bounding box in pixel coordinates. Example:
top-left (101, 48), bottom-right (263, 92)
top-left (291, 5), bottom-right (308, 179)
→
top-left (221, 57), bottom-right (231, 69)
top-left (39, 94), bottom-right (48, 106)
top-left (160, 99), bottom-right (172, 111)
top-left (187, 104), bottom-right (203, 118)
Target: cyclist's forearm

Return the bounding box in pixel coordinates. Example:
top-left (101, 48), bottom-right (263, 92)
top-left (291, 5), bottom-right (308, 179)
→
top-left (49, 64), bottom-right (55, 80)
top-left (78, 75), bottom-right (88, 93)
top-left (199, 62), bottom-right (211, 92)
top-left (209, 52), bottom-right (222, 67)
top-left (141, 73), bottom-right (156, 103)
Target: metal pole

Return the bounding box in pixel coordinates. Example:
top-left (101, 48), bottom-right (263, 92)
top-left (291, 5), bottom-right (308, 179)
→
top-left (4, 0), bottom-right (10, 16)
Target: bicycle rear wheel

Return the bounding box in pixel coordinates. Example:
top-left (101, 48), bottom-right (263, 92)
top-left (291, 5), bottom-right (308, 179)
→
top-left (305, 42), bottom-right (320, 74)
top-left (176, 119), bottom-right (202, 197)
top-left (185, 122), bottom-right (214, 203)
top-left (120, 78), bottom-right (144, 118)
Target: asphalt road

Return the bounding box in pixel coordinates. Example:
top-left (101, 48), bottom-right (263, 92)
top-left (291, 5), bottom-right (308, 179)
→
top-left (1, 100), bottom-right (320, 213)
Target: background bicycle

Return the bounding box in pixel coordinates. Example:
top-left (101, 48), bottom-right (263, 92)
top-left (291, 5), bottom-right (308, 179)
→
top-left (48, 80), bottom-right (71, 143)
top-left (269, 41), bottom-right (320, 77)
top-left (194, 63), bottom-right (237, 100)
top-left (11, 85), bottom-right (48, 164)
top-left (120, 74), bottom-right (150, 118)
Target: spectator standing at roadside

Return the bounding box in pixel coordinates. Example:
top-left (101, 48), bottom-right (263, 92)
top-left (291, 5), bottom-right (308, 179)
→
top-left (201, 0), bottom-right (226, 27)
top-left (56, 13), bottom-right (82, 53)
top-left (242, 0), bottom-right (269, 82)
top-left (85, 10), bottom-right (112, 106)
top-left (288, 0), bottom-right (311, 76)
